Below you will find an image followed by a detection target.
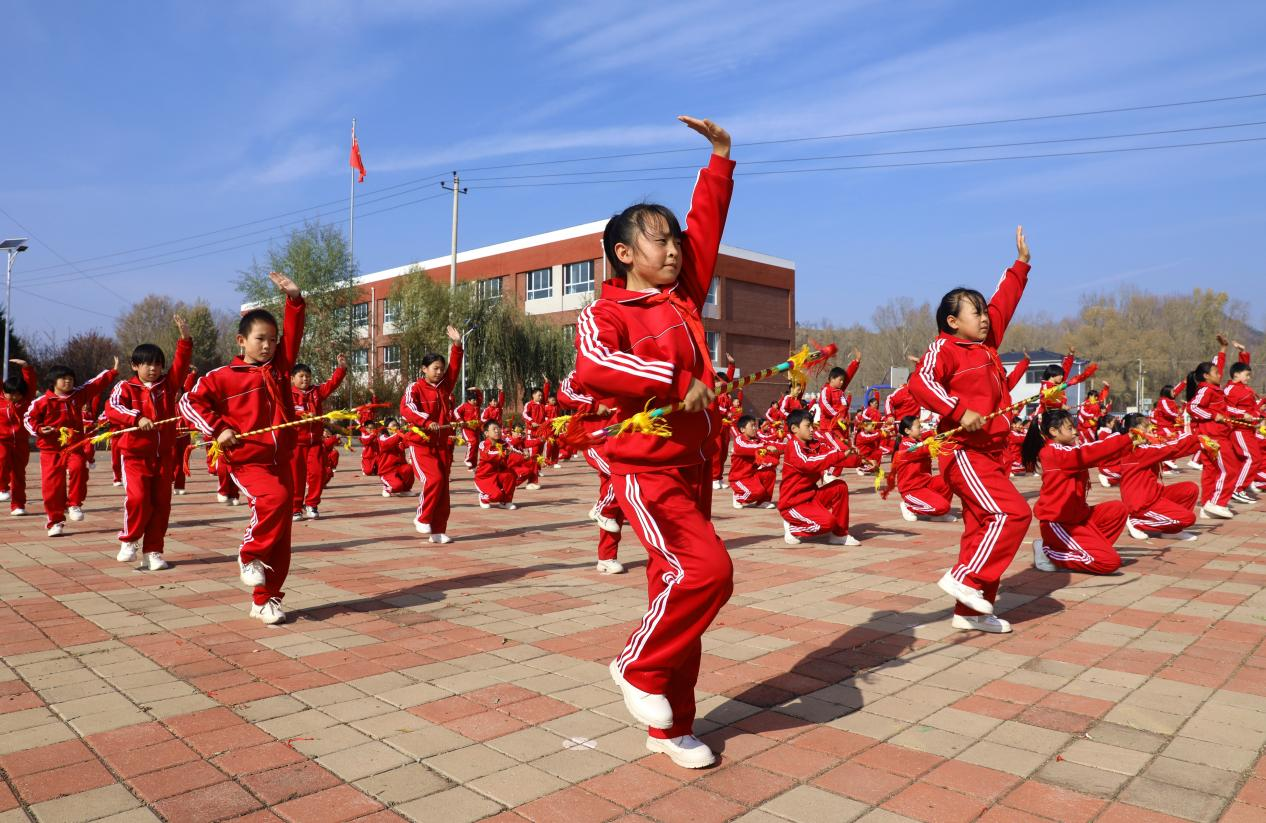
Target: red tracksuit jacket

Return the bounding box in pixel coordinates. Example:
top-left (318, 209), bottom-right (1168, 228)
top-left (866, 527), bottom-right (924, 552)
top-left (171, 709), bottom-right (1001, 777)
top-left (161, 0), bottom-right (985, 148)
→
top-left (179, 296), bottom-right (304, 466)
top-left (455, 399), bottom-right (481, 431)
top-left (399, 345), bottom-right (462, 450)
top-left (104, 338), bottom-right (192, 459)
top-left (573, 153), bottom-right (734, 473)
top-left (1039, 353), bottom-right (1076, 412)
top-left (728, 428), bottom-right (765, 484)
top-left (892, 436), bottom-right (936, 493)
top-left (908, 260), bottom-right (1030, 452)
top-left (1034, 434), bottom-right (1132, 523)
top-left (24, 369), bottom-right (118, 451)
top-left (475, 439), bottom-right (511, 479)
top-left (291, 366), bottom-right (346, 446)
top-left (1224, 382), bottom-right (1260, 420)
top-left (885, 383), bottom-right (920, 421)
top-left (778, 436), bottom-right (845, 513)
top-left (376, 432), bottom-right (407, 473)
top-left (1118, 434), bottom-right (1199, 511)
top-left (481, 392), bottom-right (505, 427)
top-left (1, 365), bottom-right (38, 446)
top-left (1152, 396), bottom-right (1183, 430)
top-left (817, 361), bottom-right (860, 425)
top-left (1188, 381), bottom-right (1233, 438)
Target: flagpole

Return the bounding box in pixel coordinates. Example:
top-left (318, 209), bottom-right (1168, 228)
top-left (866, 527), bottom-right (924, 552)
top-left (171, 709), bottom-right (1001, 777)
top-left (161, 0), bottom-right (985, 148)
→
top-left (349, 117), bottom-right (357, 409)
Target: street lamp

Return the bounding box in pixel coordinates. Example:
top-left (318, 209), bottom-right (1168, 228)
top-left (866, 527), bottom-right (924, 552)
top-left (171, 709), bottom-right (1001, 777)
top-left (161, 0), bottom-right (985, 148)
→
top-left (460, 324), bottom-right (477, 399)
top-left (1, 238), bottom-right (30, 383)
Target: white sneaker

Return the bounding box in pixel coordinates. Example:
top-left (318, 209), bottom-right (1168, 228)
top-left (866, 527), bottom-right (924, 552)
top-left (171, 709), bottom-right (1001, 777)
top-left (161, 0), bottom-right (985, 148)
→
top-left (291, 512), bottom-right (303, 522)
top-left (229, 498), bottom-right (241, 506)
top-left (67, 506), bottom-right (84, 522)
top-left (117, 541), bottom-right (139, 562)
top-left (47, 523), bottom-right (64, 537)
top-left (111, 481), bottom-right (122, 488)
top-left (951, 613), bottom-right (1012, 633)
top-left (415, 521), bottom-right (432, 535)
top-left (1232, 491), bottom-right (1256, 505)
top-left (783, 520), bottom-right (801, 545)
top-left (525, 483), bottom-right (541, 490)
top-left (498, 503), bottom-right (517, 510)
top-left (1033, 539), bottom-right (1057, 572)
top-left (464, 462), bottom-right (473, 469)
top-left (144, 553), bottom-right (170, 571)
top-left (1098, 473), bottom-right (1111, 488)
top-left (596, 558), bottom-right (626, 575)
top-left (429, 533), bottom-right (453, 544)
top-left (720, 481), bottom-right (729, 489)
top-left (711, 480), bottom-right (722, 490)
top-left (1126, 520), bottom-right (1151, 541)
top-left (302, 506), bottom-right (319, 520)
top-left (822, 472), bottom-right (836, 484)
top-left (758, 501), bottom-right (776, 509)
top-left (899, 501), bottom-right (917, 522)
top-left (174, 489), bottom-right (186, 496)
top-left (10, 509), bottom-right (25, 516)
top-left (249, 598), bottom-right (286, 625)
top-left (239, 558), bottom-right (269, 588)
top-left (0, 491), bottom-right (9, 502)
top-left (936, 571), bottom-right (993, 614)
top-left (1162, 530), bottom-right (1199, 542)
top-left (1186, 460), bottom-right (1202, 470)
top-left (216, 494), bottom-right (229, 503)
top-left (732, 497), bottom-right (744, 509)
top-left (1201, 503), bottom-right (1234, 519)
top-left (588, 506), bottom-right (620, 533)
top-left (828, 533), bottom-right (861, 546)
top-left (382, 490), bottom-right (392, 498)
top-left (645, 734), bottom-right (715, 768)
top-left (929, 513), bottom-right (958, 523)
top-left (479, 502), bottom-right (492, 509)
top-left (609, 660), bottom-right (673, 729)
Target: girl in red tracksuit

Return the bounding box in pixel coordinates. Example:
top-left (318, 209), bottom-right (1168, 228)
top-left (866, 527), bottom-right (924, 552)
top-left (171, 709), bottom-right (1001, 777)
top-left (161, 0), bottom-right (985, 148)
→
top-left (1151, 385), bottom-right (1183, 438)
top-left (1, 361), bottom-right (38, 517)
top-left (1023, 409), bottom-right (1132, 575)
top-left (481, 391), bottom-right (505, 429)
top-left (359, 422), bottom-right (380, 476)
top-left (1038, 350), bottom-right (1076, 413)
top-left (1186, 356), bottom-right (1244, 518)
top-left (729, 415), bottom-right (776, 509)
top-left (779, 410), bottom-right (857, 545)
top-left (709, 356), bottom-right (736, 489)
top-left (885, 416), bottom-right (955, 522)
top-left (24, 360), bottom-right (119, 536)
top-left (558, 371), bottom-right (626, 575)
top-left (455, 388), bottom-right (483, 469)
top-left (1222, 350), bottom-right (1262, 499)
top-left (289, 356), bottom-right (346, 520)
top-left (376, 419), bottom-right (414, 496)
top-left (1113, 413), bottom-right (1200, 540)
top-left (573, 116), bottom-right (732, 770)
top-left (400, 326), bottom-right (462, 543)
top-left (908, 227), bottom-right (1033, 634)
top-left (1077, 385), bottom-right (1110, 444)
top-left (105, 316), bottom-right (192, 570)
top-left (179, 272), bottom-right (304, 625)
top-left (172, 368), bottom-right (197, 495)
top-left (474, 422), bottom-right (518, 509)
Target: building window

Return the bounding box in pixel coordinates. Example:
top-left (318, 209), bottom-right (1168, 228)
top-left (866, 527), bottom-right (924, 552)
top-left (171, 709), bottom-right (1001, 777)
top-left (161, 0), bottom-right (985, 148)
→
top-left (526, 268), bottom-right (552, 300)
top-left (349, 301), bottom-right (369, 328)
top-left (476, 277), bottom-right (504, 301)
top-left (382, 345), bottom-right (401, 371)
top-left (705, 331), bottom-right (721, 364)
top-left (706, 280), bottom-right (718, 305)
top-left (1025, 367), bottom-right (1043, 384)
top-left (350, 349), bottom-right (369, 372)
top-left (381, 298), bottom-right (398, 326)
top-left (563, 260), bottom-right (594, 295)
top-left (561, 324), bottom-right (576, 343)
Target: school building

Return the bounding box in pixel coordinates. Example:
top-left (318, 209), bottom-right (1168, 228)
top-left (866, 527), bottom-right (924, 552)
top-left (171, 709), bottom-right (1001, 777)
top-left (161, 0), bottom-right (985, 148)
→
top-left (341, 219), bottom-right (798, 416)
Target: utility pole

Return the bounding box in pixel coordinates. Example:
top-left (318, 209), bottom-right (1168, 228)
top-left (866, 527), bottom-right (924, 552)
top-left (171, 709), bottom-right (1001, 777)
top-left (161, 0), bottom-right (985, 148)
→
top-left (441, 172), bottom-right (468, 289)
top-left (1136, 359), bottom-right (1144, 410)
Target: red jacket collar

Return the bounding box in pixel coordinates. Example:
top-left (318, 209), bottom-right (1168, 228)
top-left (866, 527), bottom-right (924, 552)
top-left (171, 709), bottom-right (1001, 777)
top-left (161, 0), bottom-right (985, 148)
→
top-left (600, 277), bottom-right (681, 304)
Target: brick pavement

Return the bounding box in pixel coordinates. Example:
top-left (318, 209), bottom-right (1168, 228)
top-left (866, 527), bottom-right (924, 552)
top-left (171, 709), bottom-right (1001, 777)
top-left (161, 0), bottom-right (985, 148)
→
top-left (2, 455), bottom-right (1266, 822)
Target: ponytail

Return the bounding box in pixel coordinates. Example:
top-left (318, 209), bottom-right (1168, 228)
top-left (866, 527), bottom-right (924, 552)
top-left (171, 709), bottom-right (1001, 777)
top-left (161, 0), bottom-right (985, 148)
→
top-left (1185, 363), bottom-right (1212, 402)
top-left (1022, 409), bottom-right (1075, 473)
top-left (1119, 412), bottom-right (1147, 435)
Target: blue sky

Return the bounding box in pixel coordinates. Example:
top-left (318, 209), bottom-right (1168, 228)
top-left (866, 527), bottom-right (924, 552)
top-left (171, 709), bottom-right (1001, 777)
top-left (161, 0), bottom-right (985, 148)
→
top-left (4, 0), bottom-right (1266, 344)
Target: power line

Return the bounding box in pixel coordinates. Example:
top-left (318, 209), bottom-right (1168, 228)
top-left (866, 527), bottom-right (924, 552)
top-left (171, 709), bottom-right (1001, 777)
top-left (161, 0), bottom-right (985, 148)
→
top-left (0, 206), bottom-right (132, 305)
top-left (11, 284), bottom-right (119, 321)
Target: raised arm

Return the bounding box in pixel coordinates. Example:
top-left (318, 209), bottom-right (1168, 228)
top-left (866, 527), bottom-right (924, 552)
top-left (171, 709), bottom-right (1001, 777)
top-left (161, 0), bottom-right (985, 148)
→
top-left (674, 116), bottom-right (734, 310)
top-left (1007, 354), bottom-right (1030, 391)
top-left (984, 227), bottom-right (1032, 349)
top-left (270, 272), bottom-right (305, 373)
top-left (318, 355), bottom-right (348, 402)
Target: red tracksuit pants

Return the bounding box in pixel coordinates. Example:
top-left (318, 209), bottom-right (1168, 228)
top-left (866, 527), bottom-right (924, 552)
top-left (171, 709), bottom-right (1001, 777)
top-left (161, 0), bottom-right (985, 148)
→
top-left (1128, 482), bottom-right (1198, 533)
top-left (39, 449), bottom-right (90, 528)
top-left (173, 437), bottom-right (191, 490)
top-left (1200, 436), bottom-right (1245, 507)
top-left (614, 465), bottom-right (732, 740)
top-left (462, 432), bottom-right (479, 467)
top-left (216, 462), bottom-right (237, 500)
top-left (511, 454), bottom-right (539, 486)
top-left (586, 448), bottom-right (623, 562)
top-left (291, 442), bottom-right (326, 512)
top-left (782, 479), bottom-right (850, 537)
top-left (902, 476), bottom-right (952, 517)
top-left (230, 463), bottom-right (293, 606)
top-left (1039, 501), bottom-right (1126, 575)
top-left (942, 449), bottom-right (1033, 617)
top-left (710, 431), bottom-right (730, 482)
top-left (324, 448), bottom-right (338, 485)
top-left (110, 440), bottom-right (122, 484)
top-left (361, 447), bottom-right (378, 476)
top-left (730, 470), bottom-right (774, 506)
top-left (118, 454), bottom-right (175, 553)
top-left (1231, 430), bottom-right (1262, 493)
top-left (410, 446), bottom-right (452, 533)
top-left (476, 469), bottom-right (516, 505)
top-left (0, 439), bottom-right (29, 512)
top-left (381, 464), bottom-right (414, 495)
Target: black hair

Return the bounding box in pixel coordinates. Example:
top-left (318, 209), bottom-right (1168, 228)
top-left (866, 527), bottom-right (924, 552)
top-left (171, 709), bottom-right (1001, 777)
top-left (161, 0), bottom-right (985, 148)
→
top-left (47, 365), bottom-right (75, 387)
top-left (2, 374), bottom-right (26, 396)
top-left (898, 414), bottom-right (919, 437)
top-left (130, 344), bottom-right (166, 368)
top-left (867, 395), bottom-right (878, 406)
top-left (465, 388), bottom-right (480, 401)
top-left (786, 409), bottom-right (812, 429)
top-left (1119, 412), bottom-right (1148, 434)
top-left (382, 416), bottom-right (397, 426)
top-left (290, 363), bottom-right (312, 377)
top-left (485, 419), bottom-right (502, 430)
top-left (935, 287), bottom-right (988, 335)
top-left (1022, 409), bottom-right (1075, 472)
top-left (1041, 364), bottom-right (1066, 381)
top-left (1086, 388), bottom-right (1099, 399)
top-left (737, 415), bottom-right (757, 429)
top-left (603, 204), bottom-right (683, 279)
top-left (1097, 414), bottom-right (1114, 430)
top-left (420, 352), bottom-right (445, 369)
top-left (1185, 361), bottom-right (1215, 401)
top-left (828, 366), bottom-right (847, 381)
top-left (1230, 362), bottom-right (1252, 379)
top-left (238, 309), bottom-right (278, 337)
top-left (1159, 384), bottom-right (1173, 400)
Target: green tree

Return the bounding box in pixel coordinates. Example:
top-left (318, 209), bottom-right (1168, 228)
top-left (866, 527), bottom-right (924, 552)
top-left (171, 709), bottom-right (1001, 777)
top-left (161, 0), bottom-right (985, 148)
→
top-left (115, 295), bottom-right (182, 359)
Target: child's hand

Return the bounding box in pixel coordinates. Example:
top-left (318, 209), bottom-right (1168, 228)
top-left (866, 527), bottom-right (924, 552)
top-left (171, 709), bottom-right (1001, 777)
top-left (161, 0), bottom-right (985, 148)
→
top-left (678, 116), bottom-right (731, 159)
top-left (682, 377), bottom-right (716, 413)
top-left (217, 429), bottom-right (240, 449)
top-left (173, 314), bottom-right (189, 338)
top-left (1233, 340), bottom-right (1246, 351)
top-left (446, 325), bottom-right (461, 344)
top-left (112, 356), bottom-right (120, 371)
top-left (137, 417), bottom-right (155, 431)
top-left (8, 359), bottom-right (26, 367)
top-left (268, 271), bottom-right (302, 299)
top-left (905, 353), bottom-right (919, 364)
top-left (336, 353), bottom-right (347, 369)
top-left (725, 352), bottom-right (734, 365)
top-left (958, 408), bottom-right (986, 432)
top-left (40, 426), bottom-right (54, 435)
top-left (1015, 226), bottom-right (1030, 263)
top-left (1217, 333), bottom-right (1230, 347)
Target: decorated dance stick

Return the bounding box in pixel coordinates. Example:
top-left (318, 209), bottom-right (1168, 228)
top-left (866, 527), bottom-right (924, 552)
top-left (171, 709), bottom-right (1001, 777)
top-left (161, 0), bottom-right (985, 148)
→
top-left (87, 416), bottom-right (183, 446)
top-left (205, 409), bottom-right (360, 467)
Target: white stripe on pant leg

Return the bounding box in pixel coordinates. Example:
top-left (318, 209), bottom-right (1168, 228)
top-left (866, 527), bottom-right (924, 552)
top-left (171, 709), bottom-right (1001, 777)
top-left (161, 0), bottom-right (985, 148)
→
top-left (230, 472), bottom-right (261, 559)
top-left (785, 508), bottom-right (821, 536)
top-left (117, 455), bottom-right (130, 541)
top-left (1233, 432), bottom-right (1254, 492)
top-left (616, 475), bottom-right (685, 674)
top-left (732, 480), bottom-right (752, 504)
top-left (953, 452), bottom-right (1008, 582)
top-left (409, 448), bottom-right (428, 525)
top-left (1211, 451), bottom-right (1227, 503)
top-left (1049, 523), bottom-right (1094, 563)
top-left (905, 494), bottom-right (935, 514)
top-left (1135, 509), bottom-right (1178, 529)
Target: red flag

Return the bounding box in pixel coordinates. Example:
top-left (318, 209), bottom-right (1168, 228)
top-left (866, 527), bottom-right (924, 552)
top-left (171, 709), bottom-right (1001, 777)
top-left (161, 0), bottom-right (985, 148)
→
top-left (350, 128), bottom-right (366, 182)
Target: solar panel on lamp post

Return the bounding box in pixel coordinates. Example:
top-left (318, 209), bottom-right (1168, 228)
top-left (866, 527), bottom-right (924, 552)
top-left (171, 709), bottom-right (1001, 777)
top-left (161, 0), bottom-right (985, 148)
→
top-left (1, 238), bottom-right (30, 383)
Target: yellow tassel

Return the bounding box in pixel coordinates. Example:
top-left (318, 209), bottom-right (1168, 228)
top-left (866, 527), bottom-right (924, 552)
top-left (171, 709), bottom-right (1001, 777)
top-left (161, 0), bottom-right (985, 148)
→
top-left (89, 430), bottom-right (115, 447)
top-left (551, 414), bottom-right (572, 435)
top-left (408, 426), bottom-right (430, 441)
top-left (873, 468), bottom-right (885, 492)
top-left (57, 427), bottom-right (76, 446)
top-left (1041, 384), bottom-right (1066, 406)
top-left (1200, 435), bottom-right (1220, 455)
top-left (785, 344), bottom-right (812, 392)
top-left (343, 435), bottom-right (353, 451)
top-left (926, 437), bottom-right (944, 459)
top-left (325, 409), bottom-right (360, 422)
top-left (206, 440), bottom-right (223, 469)
top-left (613, 399), bottom-right (673, 439)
